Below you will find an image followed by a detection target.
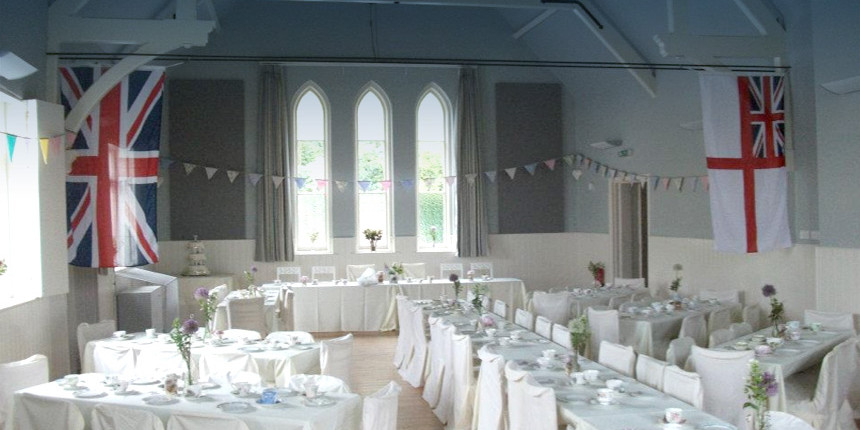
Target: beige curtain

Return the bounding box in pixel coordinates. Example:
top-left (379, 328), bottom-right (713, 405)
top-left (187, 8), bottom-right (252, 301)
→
top-left (456, 67), bottom-right (489, 257)
top-left (255, 65), bottom-right (294, 261)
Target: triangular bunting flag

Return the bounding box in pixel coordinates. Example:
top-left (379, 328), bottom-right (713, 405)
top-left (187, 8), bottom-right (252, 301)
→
top-left (661, 177), bottom-right (672, 190)
top-left (702, 176), bottom-right (710, 191)
top-left (380, 180), bottom-right (392, 191)
top-left (444, 176), bottom-right (456, 186)
top-left (598, 165), bottom-right (607, 176)
top-left (584, 158), bottom-right (592, 168)
top-left (248, 173), bottom-right (262, 186)
top-left (39, 138), bottom-right (49, 164)
top-left (625, 173), bottom-right (635, 182)
top-left (571, 169), bottom-right (583, 180)
top-left (226, 170), bottom-right (240, 183)
top-left (157, 177), bottom-right (164, 188)
top-left (484, 171), bottom-right (497, 183)
top-left (691, 177), bottom-right (699, 192)
top-left (400, 179), bottom-right (414, 189)
top-left (294, 177), bottom-right (307, 189)
top-left (636, 175), bottom-right (648, 184)
top-left (675, 177), bottom-right (684, 191)
top-left (651, 177), bottom-right (660, 190)
top-left (159, 158), bottom-right (174, 171)
top-left (272, 176), bottom-right (285, 189)
top-left (183, 163), bottom-right (196, 175)
top-left (544, 159), bottom-right (557, 171)
top-left (50, 136), bottom-right (63, 155)
top-left (357, 180), bottom-right (371, 191)
top-left (607, 168), bottom-right (617, 179)
top-left (422, 178), bottom-right (436, 189)
top-left (563, 155), bottom-right (574, 166)
top-left (465, 173), bottom-right (478, 185)
top-left (6, 134), bottom-right (16, 161)
top-left (505, 167), bottom-right (517, 180)
top-left (524, 163), bottom-right (538, 176)
top-left (204, 167), bottom-right (218, 180)
top-left (336, 180), bottom-right (348, 192)
top-left (588, 181), bottom-right (595, 191)
top-left (575, 154), bottom-right (583, 165)
top-left (316, 179), bottom-right (329, 191)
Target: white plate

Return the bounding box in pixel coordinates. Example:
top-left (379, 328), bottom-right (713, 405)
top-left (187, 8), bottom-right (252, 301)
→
top-left (131, 377), bottom-right (160, 385)
top-left (588, 398), bottom-right (619, 406)
top-left (218, 401), bottom-right (255, 413)
top-left (110, 334), bottom-right (135, 341)
top-left (699, 425), bottom-right (733, 429)
top-left (295, 344), bottom-right (316, 350)
top-left (256, 399), bottom-right (289, 408)
top-left (113, 390), bottom-right (139, 396)
top-left (144, 395), bottom-right (178, 406)
top-left (73, 389), bottom-right (106, 398)
top-left (239, 346), bottom-right (265, 353)
top-left (304, 396), bottom-right (336, 407)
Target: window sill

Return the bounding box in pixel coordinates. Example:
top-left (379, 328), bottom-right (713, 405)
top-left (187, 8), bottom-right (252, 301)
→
top-left (295, 250), bottom-right (334, 256)
top-left (417, 248), bottom-right (456, 253)
top-left (355, 249), bottom-right (396, 254)
top-left (0, 294), bottom-right (40, 312)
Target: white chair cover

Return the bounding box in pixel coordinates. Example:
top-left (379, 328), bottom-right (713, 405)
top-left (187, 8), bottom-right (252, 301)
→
top-left (400, 305), bottom-right (428, 388)
top-left (311, 266), bottom-right (336, 281)
top-left (803, 310), bottom-right (856, 334)
top-left (699, 289), bottom-right (741, 304)
top-left (598, 341), bottom-right (636, 376)
top-left (505, 362), bottom-right (557, 430)
top-left (423, 317), bottom-right (447, 409)
top-left (613, 277), bottom-right (645, 289)
top-left (552, 324), bottom-right (571, 349)
top-left (470, 262), bottom-right (494, 277)
top-left (0, 354), bottom-right (48, 428)
top-left (492, 299), bottom-right (507, 318)
top-left (742, 304), bottom-right (762, 330)
top-left (450, 331), bottom-right (476, 429)
top-left (288, 374), bottom-right (350, 393)
top-left (608, 294), bottom-right (634, 310)
top-left (226, 296), bottom-right (268, 337)
top-left (679, 314), bottom-right (708, 347)
top-left (789, 338), bottom-right (859, 430)
top-left (474, 346), bottom-right (506, 430)
top-left (91, 403), bottom-right (164, 430)
top-left (630, 290), bottom-right (652, 302)
top-left (708, 328), bottom-right (735, 348)
top-left (347, 264), bottom-right (376, 281)
top-left (440, 263), bottom-right (464, 279)
top-left (665, 336), bottom-right (695, 369)
top-left (135, 348), bottom-right (185, 378)
top-left (729, 322), bottom-right (753, 338)
top-left (393, 296), bottom-right (412, 369)
top-left (534, 316), bottom-right (552, 339)
top-left (166, 412), bottom-right (250, 430)
top-left (362, 381), bottom-right (401, 430)
top-left (662, 365), bottom-right (703, 408)
top-left (431, 323), bottom-right (457, 424)
top-left (77, 320), bottom-right (116, 364)
top-left (635, 354), bottom-right (667, 391)
top-left (276, 266), bottom-right (301, 282)
top-left (401, 263), bottom-right (426, 279)
top-left (14, 396), bottom-right (85, 430)
top-left (266, 331), bottom-right (314, 344)
top-left (321, 333), bottom-right (354, 387)
top-left (531, 291), bottom-right (571, 325)
top-left (514, 309), bottom-right (534, 331)
top-left (92, 343), bottom-right (137, 376)
top-left (221, 329), bottom-right (262, 341)
top-left (197, 351), bottom-right (259, 385)
top-left (587, 307), bottom-right (619, 362)
top-left (707, 307), bottom-right (733, 333)
top-left (767, 411), bottom-right (816, 430)
top-left (209, 285), bottom-right (229, 304)
top-left (689, 345), bottom-right (754, 428)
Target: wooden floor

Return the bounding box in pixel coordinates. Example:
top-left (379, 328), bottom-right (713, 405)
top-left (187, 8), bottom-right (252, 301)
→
top-left (316, 332), bottom-right (443, 429)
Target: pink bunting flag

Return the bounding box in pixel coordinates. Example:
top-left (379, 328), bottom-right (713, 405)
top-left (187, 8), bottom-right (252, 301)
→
top-left (504, 167), bottom-right (517, 180)
top-left (248, 173), bottom-right (262, 186)
top-left (584, 158), bottom-right (592, 168)
top-left (661, 177), bottom-right (672, 190)
top-left (544, 159), bottom-right (557, 171)
top-left (316, 179), bottom-right (329, 191)
top-left (702, 176), bottom-right (710, 191)
top-left (380, 180), bottom-right (392, 191)
top-left (50, 135), bottom-right (63, 154)
top-left (65, 131), bottom-right (76, 149)
top-left (444, 176), bottom-right (456, 186)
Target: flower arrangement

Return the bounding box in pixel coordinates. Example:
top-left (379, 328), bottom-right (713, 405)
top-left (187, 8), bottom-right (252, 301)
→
top-left (170, 317), bottom-right (198, 386)
top-left (466, 270), bottom-right (476, 280)
top-left (0, 259), bottom-right (6, 276)
top-left (762, 284), bottom-right (784, 336)
top-left (744, 359), bottom-right (778, 430)
top-left (243, 265), bottom-right (257, 286)
top-left (568, 314), bottom-right (590, 372)
top-left (429, 226), bottom-right (438, 246)
top-left (480, 314), bottom-right (495, 328)
top-left (588, 261), bottom-right (605, 286)
top-left (470, 283), bottom-right (488, 314)
top-left (449, 273), bottom-right (462, 300)
top-left (300, 275), bottom-right (309, 285)
top-left (670, 263), bottom-right (683, 292)
top-left (194, 288), bottom-right (218, 332)
top-left (385, 263), bottom-right (404, 283)
top-left (363, 229), bottom-right (383, 251)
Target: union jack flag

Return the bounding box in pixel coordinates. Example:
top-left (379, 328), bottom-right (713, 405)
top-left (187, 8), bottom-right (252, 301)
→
top-left (748, 76), bottom-right (785, 159)
top-left (61, 67), bottom-right (164, 268)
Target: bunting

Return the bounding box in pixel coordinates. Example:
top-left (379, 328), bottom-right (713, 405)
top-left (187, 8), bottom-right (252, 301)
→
top-left (504, 167), bottom-right (517, 180)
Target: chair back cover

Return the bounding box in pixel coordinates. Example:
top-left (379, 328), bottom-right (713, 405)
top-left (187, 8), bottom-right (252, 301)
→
top-left (475, 346), bottom-right (506, 430)
top-left (431, 323), bottom-right (457, 424)
top-left (470, 262), bottom-right (494, 277)
top-left (221, 329), bottom-right (262, 341)
top-left (531, 291), bottom-right (571, 325)
top-left (742, 304), bottom-right (762, 330)
top-left (226, 296), bottom-right (268, 336)
top-left (276, 266), bottom-right (301, 282)
top-left (608, 294), bottom-right (634, 310)
top-left (14, 396), bottom-right (85, 430)
top-left (699, 289), bottom-right (741, 304)
top-left (450, 331), bottom-right (476, 429)
top-left (598, 341), bottom-right (636, 376)
top-left (288, 374), bottom-right (350, 393)
top-left (812, 338), bottom-right (860, 416)
top-left (92, 342), bottom-right (137, 376)
top-left (346, 264), bottom-right (376, 281)
top-left (0, 354), bottom-right (48, 426)
top-left (422, 316), bottom-right (447, 409)
top-left (401, 263), bottom-right (426, 279)
top-left (613, 277), bottom-right (645, 289)
top-left (77, 320), bottom-right (117, 364)
top-left (504, 362), bottom-right (557, 430)
top-left (91, 403), bottom-right (164, 430)
top-left (135, 347), bottom-right (185, 378)
top-left (767, 411), bottom-right (815, 430)
top-left (209, 285), bottom-right (228, 304)
top-left (635, 354), bottom-right (667, 391)
top-left (534, 316), bottom-right (553, 339)
top-left (197, 351), bottom-right (259, 384)
top-left (393, 295), bottom-right (412, 369)
top-left (492, 299), bottom-right (507, 318)
top-left (552, 323), bottom-right (571, 349)
top-left (266, 331), bottom-right (314, 344)
top-left (708, 328), bottom-right (735, 348)
top-left (630, 290), bottom-right (652, 302)
top-left (167, 412), bottom-right (250, 430)
top-left (587, 307), bottom-right (619, 361)
top-left (679, 314), bottom-right (708, 347)
top-left (804, 310), bottom-right (856, 334)
top-left (321, 333), bottom-right (354, 386)
top-left (311, 266), bottom-right (336, 281)
top-left (707, 307), bottom-right (733, 333)
top-left (665, 336), bottom-right (695, 368)
top-left (439, 263), bottom-right (464, 279)
top-left (514, 309), bottom-right (534, 331)
top-left (362, 381), bottom-right (401, 430)
top-left (689, 345), bottom-right (754, 428)
top-left (662, 365), bottom-right (703, 408)
top-left (399, 304), bottom-right (428, 387)
top-left (729, 322), bottom-right (753, 338)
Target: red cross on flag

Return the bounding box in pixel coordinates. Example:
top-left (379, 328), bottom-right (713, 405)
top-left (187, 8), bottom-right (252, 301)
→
top-left (700, 74), bottom-right (792, 253)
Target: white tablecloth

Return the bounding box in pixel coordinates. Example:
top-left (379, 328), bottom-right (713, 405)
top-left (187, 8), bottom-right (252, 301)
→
top-left (213, 289), bottom-right (281, 332)
top-left (11, 373), bottom-right (360, 430)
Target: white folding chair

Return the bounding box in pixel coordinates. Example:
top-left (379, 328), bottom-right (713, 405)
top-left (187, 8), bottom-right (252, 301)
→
top-left (475, 346), bottom-right (506, 430)
top-left (221, 329), bottom-right (262, 341)
top-left (707, 307), bottom-right (733, 333)
top-left (393, 296), bottom-right (412, 369)
top-left (803, 310), bottom-right (856, 334)
top-left (534, 316), bottom-right (552, 339)
top-left (440, 263), bottom-right (464, 279)
top-left (598, 341), bottom-right (636, 377)
top-left (311, 266), bottom-right (336, 282)
top-left (92, 343), bottom-right (136, 376)
top-left (0, 354), bottom-right (49, 428)
top-left (665, 336), bottom-right (695, 369)
top-left (362, 381), bottom-right (401, 430)
top-left (470, 262), bottom-right (494, 277)
top-left (450, 331), bottom-right (477, 429)
top-left (210, 284), bottom-right (229, 303)
top-left (662, 365), bottom-right (703, 408)
top-left (767, 411), bottom-right (816, 430)
top-left (431, 323), bottom-right (456, 424)
top-left (743, 304), bottom-right (762, 330)
top-left (689, 345), bottom-right (754, 428)
top-left (514, 308), bottom-right (534, 331)
top-left (77, 320), bottom-right (116, 365)
top-left (276, 266), bottom-right (301, 282)
top-left (167, 412), bottom-right (250, 430)
top-left (91, 404), bottom-right (164, 430)
top-left (587, 307), bottom-right (619, 362)
top-left (699, 289), bottom-right (741, 304)
top-left (531, 291), bottom-right (571, 324)
top-left (422, 317), bottom-right (447, 409)
top-left (492, 299), bottom-right (507, 318)
top-left (505, 362), bottom-right (557, 430)
top-left (321, 333), bottom-right (354, 387)
top-left (226, 296), bottom-right (268, 337)
top-left (347, 264), bottom-right (376, 281)
top-left (613, 277), bottom-right (645, 289)
top-left (708, 328), bottom-right (735, 348)
top-left (266, 331), bottom-right (315, 344)
top-left (400, 305), bottom-right (428, 388)
top-left (401, 263), bottom-right (426, 279)
top-left (788, 338), bottom-right (860, 430)
top-left (197, 351), bottom-right (259, 385)
top-left (552, 323), bottom-right (571, 349)
top-left (635, 354), bottom-right (668, 391)
top-left (729, 322), bottom-right (753, 338)
top-left (679, 313), bottom-right (708, 347)
top-left (288, 374), bottom-right (351, 393)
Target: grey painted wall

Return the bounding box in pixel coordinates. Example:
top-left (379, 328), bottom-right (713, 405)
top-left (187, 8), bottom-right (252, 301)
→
top-left (0, 0), bottom-right (46, 99)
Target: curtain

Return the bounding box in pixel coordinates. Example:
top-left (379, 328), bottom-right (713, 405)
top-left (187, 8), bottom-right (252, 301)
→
top-left (255, 65), bottom-right (294, 262)
top-left (456, 67), bottom-right (489, 257)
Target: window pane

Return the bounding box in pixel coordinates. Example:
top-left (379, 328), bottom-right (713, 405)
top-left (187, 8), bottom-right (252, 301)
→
top-left (416, 90), bottom-right (453, 250)
top-left (356, 88), bottom-right (392, 251)
top-left (294, 87), bottom-right (330, 252)
top-left (358, 192), bottom-right (389, 248)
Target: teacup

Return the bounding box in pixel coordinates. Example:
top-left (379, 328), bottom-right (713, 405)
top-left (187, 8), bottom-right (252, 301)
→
top-left (787, 320), bottom-right (801, 330)
top-left (536, 357), bottom-right (554, 369)
top-left (542, 349), bottom-right (557, 359)
top-left (665, 407), bottom-right (684, 424)
top-left (766, 337), bottom-right (783, 348)
top-left (583, 369), bottom-right (600, 382)
top-left (158, 334), bottom-right (171, 343)
top-left (497, 337), bottom-right (511, 347)
top-left (810, 322), bottom-right (822, 332)
top-left (63, 374), bottom-right (80, 387)
top-left (234, 382), bottom-right (251, 397)
top-left (260, 388), bottom-right (278, 404)
top-left (596, 388), bottom-right (614, 404)
top-left (734, 341), bottom-right (749, 350)
top-left (115, 380), bottom-right (130, 394)
top-left (304, 381), bottom-right (319, 399)
top-left (484, 328), bottom-right (497, 338)
top-left (571, 372), bottom-right (586, 385)
top-left (510, 330), bottom-right (524, 341)
top-left (605, 379), bottom-right (623, 391)
top-left (113, 330), bottom-right (127, 338)
top-left (751, 334), bottom-right (766, 342)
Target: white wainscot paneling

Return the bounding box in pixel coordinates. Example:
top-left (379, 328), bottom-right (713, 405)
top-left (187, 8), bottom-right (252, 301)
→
top-left (815, 246), bottom-right (860, 332)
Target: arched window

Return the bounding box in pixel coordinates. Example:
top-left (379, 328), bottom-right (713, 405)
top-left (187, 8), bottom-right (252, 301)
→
top-left (355, 83), bottom-right (394, 252)
top-left (416, 85), bottom-right (455, 251)
top-left (293, 83), bottom-right (332, 253)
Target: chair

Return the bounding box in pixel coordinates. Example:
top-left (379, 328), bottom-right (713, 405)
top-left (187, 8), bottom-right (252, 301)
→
top-left (288, 374), bottom-right (351, 393)
top-left (321, 333), bottom-right (354, 387)
top-left (399, 305), bottom-right (428, 388)
top-left (470, 262), bottom-right (494, 277)
top-left (92, 343), bottom-right (137, 376)
top-left (767, 411), bottom-right (816, 430)
top-left (266, 331), bottom-right (315, 344)
top-left (311, 266), bottom-right (336, 281)
top-left (276, 266), bottom-right (301, 282)
top-left (552, 323), bottom-right (571, 349)
top-left (198, 351), bottom-right (259, 385)
top-left (729, 322), bottom-right (753, 338)
top-left (688, 345), bottom-right (754, 428)
top-left (449, 331), bottom-right (477, 429)
top-left (635, 354), bottom-right (667, 391)
top-left (613, 277), bottom-right (645, 289)
top-left (393, 296), bottom-right (412, 370)
top-left (608, 294), bottom-right (634, 309)
top-left (707, 307), bottom-right (734, 333)
top-left (514, 309), bottom-right (534, 331)
top-left (77, 319), bottom-right (117, 365)
top-left (804, 310), bottom-right (856, 334)
top-left (362, 381), bottom-right (401, 430)
top-left (135, 348), bottom-right (185, 378)
top-left (492, 299), bottom-right (507, 318)
top-left (431, 323), bottom-right (456, 424)
top-left (631, 290), bottom-right (652, 301)
top-left (347, 264), bottom-right (376, 281)
top-left (475, 346), bottom-right (506, 430)
top-left (534, 316), bottom-right (552, 339)
top-left (221, 329), bottom-right (262, 341)
top-left (587, 307), bottom-right (619, 362)
top-left (401, 263), bottom-right (426, 279)
top-left (209, 284), bottom-right (229, 303)
top-left (505, 362), bottom-right (557, 430)
top-left (440, 263), bottom-right (464, 279)
top-left (598, 341), bottom-right (636, 376)
top-left (530, 291), bottom-right (571, 324)
top-left (662, 365), bottom-right (704, 408)
top-left (665, 336), bottom-right (695, 369)
top-left (0, 354), bottom-right (49, 428)
top-left (788, 338), bottom-right (859, 430)
top-left (91, 404), bottom-right (164, 430)
top-left (14, 396), bottom-right (85, 430)
top-left (226, 296), bottom-right (268, 336)
top-left (699, 289), bottom-right (741, 304)
top-left (708, 328), bottom-right (735, 348)
top-left (679, 314), bottom-right (708, 347)
top-left (743, 304), bottom-right (762, 330)
top-left (167, 412), bottom-right (250, 430)
top-left (422, 317), bottom-right (447, 409)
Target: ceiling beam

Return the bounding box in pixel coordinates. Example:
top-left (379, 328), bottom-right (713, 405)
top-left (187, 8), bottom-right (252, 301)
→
top-left (512, 10), bottom-right (557, 39)
top-left (271, 0), bottom-right (581, 9)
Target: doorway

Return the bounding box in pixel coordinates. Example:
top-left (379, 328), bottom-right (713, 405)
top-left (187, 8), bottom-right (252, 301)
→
top-left (611, 181), bottom-right (648, 282)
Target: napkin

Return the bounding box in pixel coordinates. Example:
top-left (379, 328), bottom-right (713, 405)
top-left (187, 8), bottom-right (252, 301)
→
top-left (357, 268), bottom-right (378, 286)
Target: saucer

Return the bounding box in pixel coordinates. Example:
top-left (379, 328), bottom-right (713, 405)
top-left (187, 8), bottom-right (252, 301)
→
top-left (143, 395), bottom-right (178, 406)
top-left (217, 401), bottom-right (255, 413)
top-left (304, 396), bottom-right (336, 407)
top-left (113, 389), bottom-right (140, 396)
top-left (589, 398), bottom-right (618, 406)
top-left (73, 389), bottom-right (106, 398)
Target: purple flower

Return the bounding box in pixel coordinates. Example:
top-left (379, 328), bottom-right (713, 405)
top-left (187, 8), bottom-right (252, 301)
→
top-left (193, 287), bottom-right (209, 300)
top-left (251, 265), bottom-right (258, 273)
top-left (449, 274), bottom-right (459, 282)
top-left (762, 372), bottom-right (779, 396)
top-left (481, 315), bottom-right (495, 327)
top-left (180, 318), bottom-right (199, 335)
top-left (762, 284), bottom-right (776, 298)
